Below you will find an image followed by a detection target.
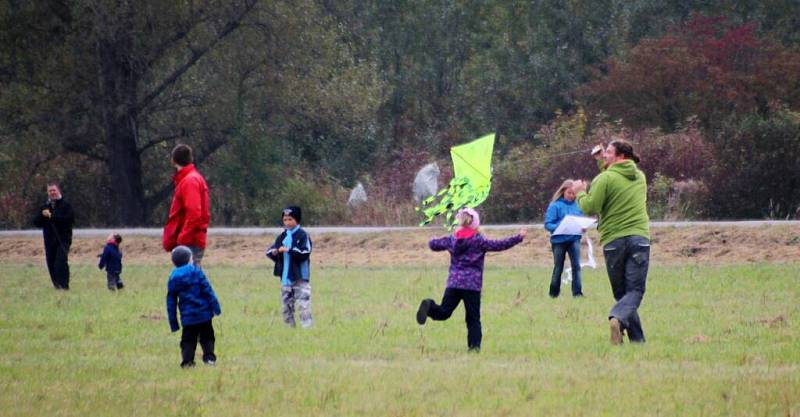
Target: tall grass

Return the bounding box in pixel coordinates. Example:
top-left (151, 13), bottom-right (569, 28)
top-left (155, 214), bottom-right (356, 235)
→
top-left (1, 262), bottom-right (798, 416)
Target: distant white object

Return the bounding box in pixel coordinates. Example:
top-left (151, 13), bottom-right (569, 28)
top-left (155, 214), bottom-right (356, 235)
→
top-left (348, 182), bottom-right (368, 207)
top-left (553, 215), bottom-right (597, 236)
top-left (562, 236), bottom-right (598, 284)
top-left (413, 162), bottom-right (440, 203)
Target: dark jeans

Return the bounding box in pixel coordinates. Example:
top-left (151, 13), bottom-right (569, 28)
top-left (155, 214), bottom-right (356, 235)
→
top-left (180, 319), bottom-right (216, 366)
top-left (426, 288), bottom-right (482, 349)
top-left (603, 236), bottom-right (650, 342)
top-left (106, 272), bottom-right (124, 290)
top-left (44, 242), bottom-right (70, 290)
top-left (549, 239), bottom-right (582, 297)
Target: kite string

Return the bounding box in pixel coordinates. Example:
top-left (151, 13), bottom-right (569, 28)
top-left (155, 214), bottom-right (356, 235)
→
top-left (491, 147), bottom-right (592, 170)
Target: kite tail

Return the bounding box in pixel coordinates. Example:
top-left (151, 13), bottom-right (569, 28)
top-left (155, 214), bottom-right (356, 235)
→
top-left (416, 176), bottom-right (489, 229)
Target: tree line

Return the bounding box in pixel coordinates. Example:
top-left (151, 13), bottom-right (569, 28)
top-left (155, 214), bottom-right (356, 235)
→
top-left (1, 0), bottom-right (799, 227)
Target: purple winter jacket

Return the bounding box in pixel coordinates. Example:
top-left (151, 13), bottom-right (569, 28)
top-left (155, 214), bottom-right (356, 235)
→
top-left (429, 233), bottom-right (524, 291)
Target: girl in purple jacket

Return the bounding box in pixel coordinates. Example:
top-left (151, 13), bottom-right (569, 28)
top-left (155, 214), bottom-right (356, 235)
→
top-left (416, 208), bottom-right (527, 352)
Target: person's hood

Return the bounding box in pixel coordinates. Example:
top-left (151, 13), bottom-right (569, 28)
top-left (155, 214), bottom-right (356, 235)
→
top-left (557, 197), bottom-right (576, 205)
top-left (453, 233), bottom-right (479, 255)
top-left (608, 160), bottom-right (640, 181)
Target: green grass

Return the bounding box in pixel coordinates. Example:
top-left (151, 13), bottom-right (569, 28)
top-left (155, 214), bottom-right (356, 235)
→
top-left (1, 262), bottom-right (798, 416)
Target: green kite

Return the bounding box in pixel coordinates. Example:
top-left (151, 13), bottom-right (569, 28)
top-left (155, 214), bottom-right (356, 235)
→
top-left (417, 133), bottom-right (495, 228)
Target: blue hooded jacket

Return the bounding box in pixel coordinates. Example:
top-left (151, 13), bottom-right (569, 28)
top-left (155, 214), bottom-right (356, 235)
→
top-left (98, 241), bottom-right (122, 274)
top-left (544, 197), bottom-right (584, 244)
top-left (166, 264), bottom-right (221, 331)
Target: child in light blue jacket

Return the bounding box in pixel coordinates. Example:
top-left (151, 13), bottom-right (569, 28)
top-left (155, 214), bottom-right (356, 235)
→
top-left (544, 180), bottom-right (584, 297)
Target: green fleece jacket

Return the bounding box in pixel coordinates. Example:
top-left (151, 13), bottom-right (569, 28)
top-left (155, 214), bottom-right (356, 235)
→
top-left (576, 160), bottom-right (650, 246)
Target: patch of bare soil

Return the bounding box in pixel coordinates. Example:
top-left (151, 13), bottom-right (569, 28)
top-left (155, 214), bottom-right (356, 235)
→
top-left (1, 225), bottom-right (798, 268)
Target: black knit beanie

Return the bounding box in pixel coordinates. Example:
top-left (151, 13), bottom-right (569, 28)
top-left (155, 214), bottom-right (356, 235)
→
top-left (282, 206), bottom-right (302, 223)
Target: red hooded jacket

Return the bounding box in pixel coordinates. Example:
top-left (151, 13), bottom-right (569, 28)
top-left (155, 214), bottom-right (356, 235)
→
top-left (163, 164), bottom-right (210, 251)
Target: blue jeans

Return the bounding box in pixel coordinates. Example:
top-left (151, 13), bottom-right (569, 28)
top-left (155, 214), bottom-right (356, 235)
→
top-left (549, 239), bottom-right (582, 297)
top-left (603, 236), bottom-right (650, 342)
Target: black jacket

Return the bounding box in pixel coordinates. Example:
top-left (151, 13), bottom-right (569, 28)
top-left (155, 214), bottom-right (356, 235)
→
top-left (33, 198), bottom-right (74, 247)
top-left (265, 227), bottom-right (312, 281)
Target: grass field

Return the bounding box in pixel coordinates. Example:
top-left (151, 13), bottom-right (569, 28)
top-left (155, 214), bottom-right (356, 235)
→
top-left (1, 261), bottom-right (798, 416)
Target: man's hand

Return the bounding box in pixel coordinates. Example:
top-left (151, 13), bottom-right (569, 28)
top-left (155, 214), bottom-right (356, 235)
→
top-left (269, 248), bottom-right (279, 256)
top-left (278, 246), bottom-right (289, 254)
top-left (519, 229), bottom-right (528, 238)
top-left (591, 144), bottom-right (604, 160)
top-left (42, 209), bottom-right (51, 218)
top-left (572, 180), bottom-right (588, 193)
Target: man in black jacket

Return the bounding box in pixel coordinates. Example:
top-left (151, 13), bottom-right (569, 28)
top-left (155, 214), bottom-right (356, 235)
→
top-left (33, 182), bottom-right (74, 290)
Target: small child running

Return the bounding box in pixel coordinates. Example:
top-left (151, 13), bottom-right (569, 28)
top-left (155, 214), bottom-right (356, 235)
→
top-left (98, 233), bottom-right (124, 290)
top-left (416, 208), bottom-right (526, 352)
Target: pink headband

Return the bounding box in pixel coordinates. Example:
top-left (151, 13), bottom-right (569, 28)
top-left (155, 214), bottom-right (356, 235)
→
top-left (457, 208), bottom-right (480, 229)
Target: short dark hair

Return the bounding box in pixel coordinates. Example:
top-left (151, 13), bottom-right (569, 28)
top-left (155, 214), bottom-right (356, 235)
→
top-left (46, 181), bottom-right (60, 189)
top-left (113, 233), bottom-right (122, 244)
top-left (609, 139), bottom-right (641, 164)
top-left (171, 144), bottom-right (193, 166)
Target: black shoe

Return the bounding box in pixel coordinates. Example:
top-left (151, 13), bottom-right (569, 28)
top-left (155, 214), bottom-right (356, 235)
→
top-left (468, 346), bottom-right (481, 353)
top-left (416, 299), bottom-right (433, 325)
top-left (180, 361), bottom-right (196, 368)
top-left (573, 293), bottom-right (584, 298)
top-left (116, 282), bottom-right (124, 289)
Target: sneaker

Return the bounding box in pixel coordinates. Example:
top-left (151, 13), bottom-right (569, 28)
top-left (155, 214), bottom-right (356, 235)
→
top-left (180, 361), bottom-right (196, 368)
top-left (468, 346), bottom-right (481, 353)
top-left (416, 299), bottom-right (433, 325)
top-left (116, 282), bottom-right (124, 289)
top-left (609, 318), bottom-right (623, 345)
top-left (203, 359), bottom-right (216, 366)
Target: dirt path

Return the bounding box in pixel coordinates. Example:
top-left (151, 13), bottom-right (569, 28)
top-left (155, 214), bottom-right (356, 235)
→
top-left (2, 225), bottom-right (798, 267)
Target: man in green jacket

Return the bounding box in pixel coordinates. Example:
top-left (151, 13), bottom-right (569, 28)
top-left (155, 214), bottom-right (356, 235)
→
top-left (572, 139), bottom-right (650, 345)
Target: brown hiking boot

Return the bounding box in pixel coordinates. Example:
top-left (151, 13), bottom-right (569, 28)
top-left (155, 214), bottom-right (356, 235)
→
top-left (609, 318), bottom-right (623, 345)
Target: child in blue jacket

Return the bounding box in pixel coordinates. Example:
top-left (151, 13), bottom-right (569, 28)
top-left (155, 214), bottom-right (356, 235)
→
top-left (544, 180), bottom-right (585, 298)
top-left (266, 206), bottom-right (312, 328)
top-left (98, 233), bottom-right (124, 290)
top-left (166, 246), bottom-right (221, 367)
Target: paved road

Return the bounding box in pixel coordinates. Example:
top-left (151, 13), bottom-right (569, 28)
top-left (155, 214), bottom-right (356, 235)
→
top-left (1, 221), bottom-right (797, 238)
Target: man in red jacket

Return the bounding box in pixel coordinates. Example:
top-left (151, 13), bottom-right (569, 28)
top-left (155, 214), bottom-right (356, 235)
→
top-left (163, 144), bottom-right (210, 266)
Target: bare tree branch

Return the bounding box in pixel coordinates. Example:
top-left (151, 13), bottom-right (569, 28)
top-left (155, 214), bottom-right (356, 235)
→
top-left (137, 132), bottom-right (184, 156)
top-left (62, 139), bottom-right (106, 162)
top-left (135, 0), bottom-right (258, 116)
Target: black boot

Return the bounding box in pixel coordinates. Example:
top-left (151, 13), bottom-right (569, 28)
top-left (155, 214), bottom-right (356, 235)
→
top-left (416, 299), bottom-right (433, 325)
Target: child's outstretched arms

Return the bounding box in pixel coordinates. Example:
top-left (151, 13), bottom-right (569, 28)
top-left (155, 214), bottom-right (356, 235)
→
top-left (429, 236), bottom-right (451, 251)
top-left (481, 229), bottom-right (527, 252)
